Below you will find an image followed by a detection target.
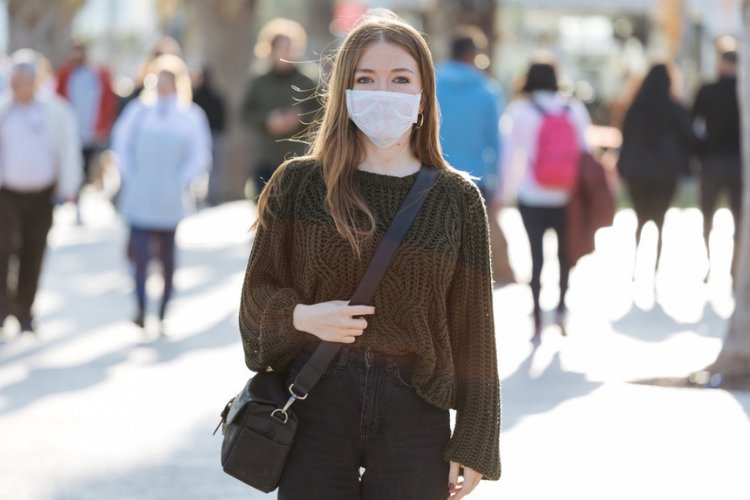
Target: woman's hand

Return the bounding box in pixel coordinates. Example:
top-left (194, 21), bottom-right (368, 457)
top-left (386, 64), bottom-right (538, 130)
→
top-left (448, 462), bottom-right (482, 499)
top-left (293, 301), bottom-right (375, 343)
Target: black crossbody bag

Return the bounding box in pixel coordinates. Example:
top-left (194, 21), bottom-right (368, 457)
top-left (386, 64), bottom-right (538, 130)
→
top-left (215, 165), bottom-right (438, 493)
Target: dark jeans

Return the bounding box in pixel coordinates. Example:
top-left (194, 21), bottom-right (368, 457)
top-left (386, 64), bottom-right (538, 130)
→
top-left (129, 226), bottom-right (176, 318)
top-left (0, 186), bottom-right (54, 322)
top-left (279, 346), bottom-right (450, 500)
top-left (700, 156), bottom-right (742, 275)
top-left (519, 202), bottom-right (569, 325)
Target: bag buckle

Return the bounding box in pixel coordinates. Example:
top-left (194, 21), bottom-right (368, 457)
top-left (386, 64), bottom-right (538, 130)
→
top-left (270, 383), bottom-right (308, 424)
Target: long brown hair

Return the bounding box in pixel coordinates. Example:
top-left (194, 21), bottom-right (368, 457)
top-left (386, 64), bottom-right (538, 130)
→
top-left (255, 9), bottom-right (447, 255)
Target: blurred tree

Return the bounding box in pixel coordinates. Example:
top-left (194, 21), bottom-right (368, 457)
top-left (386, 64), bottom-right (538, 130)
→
top-left (6, 0), bottom-right (86, 67)
top-left (426, 0), bottom-right (497, 64)
top-left (189, 0), bottom-right (258, 201)
top-left (699, 0), bottom-right (750, 387)
top-left (305, 0), bottom-right (336, 60)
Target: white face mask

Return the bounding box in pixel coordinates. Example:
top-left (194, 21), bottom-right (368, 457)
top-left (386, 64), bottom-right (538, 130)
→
top-left (345, 89), bottom-right (422, 149)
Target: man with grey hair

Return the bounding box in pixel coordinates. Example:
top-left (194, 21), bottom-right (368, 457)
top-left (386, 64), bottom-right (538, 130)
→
top-left (0, 49), bottom-right (82, 335)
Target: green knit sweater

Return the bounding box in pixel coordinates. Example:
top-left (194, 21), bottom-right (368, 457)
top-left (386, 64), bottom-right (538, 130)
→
top-left (239, 159), bottom-right (501, 480)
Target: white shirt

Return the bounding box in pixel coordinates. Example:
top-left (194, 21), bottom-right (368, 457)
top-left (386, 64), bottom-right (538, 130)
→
top-left (0, 98), bottom-right (57, 192)
top-left (499, 91), bottom-right (591, 207)
top-left (67, 65), bottom-right (101, 145)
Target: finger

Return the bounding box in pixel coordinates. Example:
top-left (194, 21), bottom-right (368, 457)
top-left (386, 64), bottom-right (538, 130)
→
top-left (341, 318), bottom-right (368, 330)
top-left (346, 305), bottom-right (376, 317)
top-left (341, 335), bottom-right (356, 344)
top-left (455, 467), bottom-right (481, 499)
top-left (448, 461), bottom-right (460, 496)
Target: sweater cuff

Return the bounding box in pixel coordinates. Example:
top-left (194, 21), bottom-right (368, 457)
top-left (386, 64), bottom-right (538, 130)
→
top-left (443, 418), bottom-right (501, 480)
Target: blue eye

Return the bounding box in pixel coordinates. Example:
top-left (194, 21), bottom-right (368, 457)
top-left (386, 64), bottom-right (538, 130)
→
top-left (356, 76), bottom-right (373, 84)
top-left (393, 76), bottom-right (410, 84)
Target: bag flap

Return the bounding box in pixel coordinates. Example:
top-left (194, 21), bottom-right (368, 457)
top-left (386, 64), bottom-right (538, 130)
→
top-left (225, 371), bottom-right (289, 425)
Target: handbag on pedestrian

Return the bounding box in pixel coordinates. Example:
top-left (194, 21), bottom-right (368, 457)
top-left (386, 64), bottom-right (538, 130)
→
top-left (216, 165), bottom-right (438, 493)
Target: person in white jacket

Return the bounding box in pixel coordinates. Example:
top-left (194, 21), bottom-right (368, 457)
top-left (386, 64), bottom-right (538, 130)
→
top-left (112, 54), bottom-right (211, 333)
top-left (497, 61), bottom-right (591, 342)
top-left (0, 49), bottom-right (82, 334)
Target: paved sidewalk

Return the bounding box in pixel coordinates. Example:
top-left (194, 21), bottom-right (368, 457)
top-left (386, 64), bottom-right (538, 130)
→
top-left (0, 193), bottom-right (748, 500)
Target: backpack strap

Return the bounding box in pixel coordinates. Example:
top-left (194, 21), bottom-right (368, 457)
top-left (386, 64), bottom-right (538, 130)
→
top-left (531, 98), bottom-right (570, 117)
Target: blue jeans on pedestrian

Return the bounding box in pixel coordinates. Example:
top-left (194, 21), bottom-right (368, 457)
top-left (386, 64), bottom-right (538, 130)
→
top-left (278, 346), bottom-right (451, 500)
top-left (128, 226), bottom-right (176, 319)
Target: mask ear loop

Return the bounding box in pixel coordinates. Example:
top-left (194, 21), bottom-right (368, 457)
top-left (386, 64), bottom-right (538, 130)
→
top-left (415, 112), bottom-right (424, 129)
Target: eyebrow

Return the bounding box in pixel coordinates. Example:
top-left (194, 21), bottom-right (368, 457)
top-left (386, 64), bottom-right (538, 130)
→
top-left (355, 67), bottom-right (416, 74)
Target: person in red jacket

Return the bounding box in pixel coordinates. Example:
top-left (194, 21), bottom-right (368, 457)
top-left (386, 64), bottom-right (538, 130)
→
top-left (56, 40), bottom-right (117, 222)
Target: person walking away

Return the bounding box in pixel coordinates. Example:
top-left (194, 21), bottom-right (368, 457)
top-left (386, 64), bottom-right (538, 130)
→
top-left (0, 49), bottom-right (82, 335)
top-left (436, 26), bottom-right (514, 286)
top-left (192, 66), bottom-right (227, 205)
top-left (497, 61), bottom-right (591, 342)
top-left (617, 63), bottom-right (692, 282)
top-left (240, 19), bottom-right (317, 198)
top-left (56, 40), bottom-right (117, 224)
top-left (112, 54), bottom-right (211, 334)
top-left (692, 45), bottom-right (741, 281)
top-left (239, 9), bottom-right (500, 498)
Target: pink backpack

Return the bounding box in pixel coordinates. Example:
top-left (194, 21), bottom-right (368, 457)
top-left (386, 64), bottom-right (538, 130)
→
top-left (531, 102), bottom-right (581, 190)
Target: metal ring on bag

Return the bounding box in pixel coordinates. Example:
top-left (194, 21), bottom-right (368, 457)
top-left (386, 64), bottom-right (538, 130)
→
top-left (288, 384), bottom-right (308, 400)
top-left (271, 408), bottom-right (289, 424)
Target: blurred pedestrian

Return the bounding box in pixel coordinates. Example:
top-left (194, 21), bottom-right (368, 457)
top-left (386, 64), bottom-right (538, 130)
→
top-left (239, 9), bottom-right (499, 498)
top-left (498, 61), bottom-right (591, 341)
top-left (192, 66), bottom-right (227, 205)
top-left (112, 54), bottom-right (211, 333)
top-left (0, 49), bottom-right (82, 334)
top-left (436, 26), bottom-right (514, 286)
top-left (617, 63), bottom-right (692, 280)
top-left (56, 39), bottom-right (118, 224)
top-left (240, 18), bottom-right (317, 198)
top-left (692, 44), bottom-right (741, 280)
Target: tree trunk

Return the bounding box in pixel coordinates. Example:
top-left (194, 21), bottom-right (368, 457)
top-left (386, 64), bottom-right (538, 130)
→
top-left (705, 0), bottom-right (750, 379)
top-left (305, 0), bottom-right (336, 61)
top-left (6, 0), bottom-right (85, 67)
top-left (190, 0), bottom-right (258, 202)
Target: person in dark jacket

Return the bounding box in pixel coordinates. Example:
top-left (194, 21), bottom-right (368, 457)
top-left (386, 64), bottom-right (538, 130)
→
top-left (192, 66), bottom-right (227, 205)
top-left (240, 20), bottom-right (317, 198)
top-left (617, 63), bottom-right (692, 280)
top-left (692, 47), bottom-right (741, 280)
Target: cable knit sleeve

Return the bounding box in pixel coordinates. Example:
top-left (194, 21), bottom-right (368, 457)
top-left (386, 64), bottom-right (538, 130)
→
top-left (239, 163), bottom-right (306, 373)
top-left (443, 182), bottom-right (501, 480)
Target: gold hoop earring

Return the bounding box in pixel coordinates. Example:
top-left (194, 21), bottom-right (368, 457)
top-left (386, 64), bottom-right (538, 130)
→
top-left (415, 112), bottom-right (424, 129)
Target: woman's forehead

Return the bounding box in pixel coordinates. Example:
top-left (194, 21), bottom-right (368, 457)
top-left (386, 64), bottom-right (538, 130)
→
top-left (355, 41), bottom-right (418, 72)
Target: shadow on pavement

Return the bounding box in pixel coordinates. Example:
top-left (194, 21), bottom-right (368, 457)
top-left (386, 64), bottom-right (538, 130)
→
top-left (0, 311), bottom-right (238, 417)
top-left (610, 301), bottom-right (727, 342)
top-left (501, 348), bottom-right (601, 431)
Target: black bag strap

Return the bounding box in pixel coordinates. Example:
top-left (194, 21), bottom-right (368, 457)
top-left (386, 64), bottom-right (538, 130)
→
top-left (283, 165), bottom-right (439, 405)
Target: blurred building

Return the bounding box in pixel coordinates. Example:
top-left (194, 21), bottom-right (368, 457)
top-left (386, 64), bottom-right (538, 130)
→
top-left (495, 0), bottom-right (741, 125)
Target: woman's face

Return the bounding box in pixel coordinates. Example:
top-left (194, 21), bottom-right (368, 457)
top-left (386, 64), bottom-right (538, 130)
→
top-left (352, 40), bottom-right (422, 97)
top-left (157, 70), bottom-right (177, 96)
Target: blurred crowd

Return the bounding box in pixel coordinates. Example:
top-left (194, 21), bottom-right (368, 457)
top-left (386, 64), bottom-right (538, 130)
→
top-left (0, 17), bottom-right (742, 342)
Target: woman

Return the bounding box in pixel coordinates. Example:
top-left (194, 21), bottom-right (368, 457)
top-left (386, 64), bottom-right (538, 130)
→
top-left (498, 61), bottom-right (591, 341)
top-left (617, 64), bottom-right (692, 279)
top-left (239, 9), bottom-right (499, 499)
top-left (112, 54), bottom-right (211, 332)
